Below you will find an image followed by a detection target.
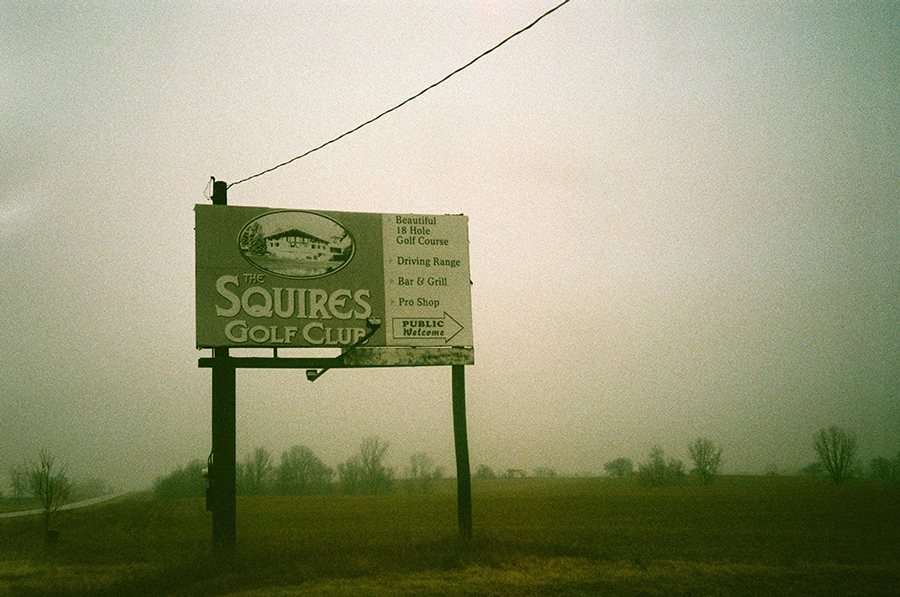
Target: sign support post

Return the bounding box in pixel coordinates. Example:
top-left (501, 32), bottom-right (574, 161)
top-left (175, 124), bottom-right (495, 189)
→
top-left (452, 364), bottom-right (472, 539)
top-left (209, 180), bottom-right (237, 550)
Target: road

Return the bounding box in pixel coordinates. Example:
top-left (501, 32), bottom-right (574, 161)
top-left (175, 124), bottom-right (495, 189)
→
top-left (0, 493), bottom-right (128, 518)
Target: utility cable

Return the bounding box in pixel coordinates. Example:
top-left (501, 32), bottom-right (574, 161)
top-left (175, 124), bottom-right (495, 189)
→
top-left (228, 0), bottom-right (573, 189)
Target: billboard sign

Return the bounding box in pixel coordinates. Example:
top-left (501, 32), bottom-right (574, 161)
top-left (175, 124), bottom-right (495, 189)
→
top-left (195, 205), bottom-right (473, 350)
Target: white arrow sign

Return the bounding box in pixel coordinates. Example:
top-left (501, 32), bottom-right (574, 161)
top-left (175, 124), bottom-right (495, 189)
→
top-left (391, 312), bottom-right (464, 343)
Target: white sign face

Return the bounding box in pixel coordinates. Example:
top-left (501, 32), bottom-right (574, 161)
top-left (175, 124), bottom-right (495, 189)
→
top-left (382, 214), bottom-right (472, 346)
top-left (195, 206), bottom-right (473, 350)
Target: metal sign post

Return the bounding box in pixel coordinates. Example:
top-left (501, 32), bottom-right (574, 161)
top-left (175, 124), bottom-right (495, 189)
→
top-left (452, 364), bottom-right (472, 539)
top-left (209, 347), bottom-right (236, 549)
top-left (208, 180), bottom-right (237, 550)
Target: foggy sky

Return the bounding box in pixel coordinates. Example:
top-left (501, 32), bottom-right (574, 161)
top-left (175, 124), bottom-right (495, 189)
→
top-left (2, 1), bottom-right (898, 491)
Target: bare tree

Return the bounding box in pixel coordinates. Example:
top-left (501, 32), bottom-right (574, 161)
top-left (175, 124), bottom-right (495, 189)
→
top-left (688, 438), bottom-right (723, 485)
top-left (814, 426), bottom-right (857, 485)
top-left (27, 450), bottom-right (71, 535)
top-left (338, 438), bottom-right (395, 495)
top-left (406, 452), bottom-right (435, 493)
top-left (276, 445), bottom-right (333, 495)
top-left (408, 451), bottom-right (433, 478)
top-left (337, 456), bottom-right (364, 494)
top-left (241, 447), bottom-right (273, 495)
top-left (360, 436), bottom-right (394, 494)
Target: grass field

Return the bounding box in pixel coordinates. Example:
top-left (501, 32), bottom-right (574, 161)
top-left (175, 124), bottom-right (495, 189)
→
top-left (1, 476), bottom-right (898, 596)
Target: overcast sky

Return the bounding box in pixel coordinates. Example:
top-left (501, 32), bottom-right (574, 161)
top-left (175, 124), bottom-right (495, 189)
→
top-left (2, 1), bottom-right (898, 491)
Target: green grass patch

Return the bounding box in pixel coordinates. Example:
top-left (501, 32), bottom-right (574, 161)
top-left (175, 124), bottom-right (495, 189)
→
top-left (1, 477), bottom-right (897, 596)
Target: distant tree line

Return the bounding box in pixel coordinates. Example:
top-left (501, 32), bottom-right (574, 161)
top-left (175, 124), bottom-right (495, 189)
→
top-left (151, 426), bottom-right (898, 500)
top-left (601, 427), bottom-right (899, 487)
top-left (152, 438), bottom-right (567, 500)
top-left (153, 437), bottom-right (426, 500)
top-left (471, 465), bottom-right (557, 480)
top-left (600, 438), bottom-right (722, 487)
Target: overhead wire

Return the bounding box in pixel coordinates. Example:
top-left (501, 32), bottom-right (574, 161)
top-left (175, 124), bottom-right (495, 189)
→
top-left (227, 0), bottom-right (573, 189)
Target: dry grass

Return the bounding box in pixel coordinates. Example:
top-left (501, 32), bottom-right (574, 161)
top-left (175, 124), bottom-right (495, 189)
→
top-left (1, 476), bottom-right (898, 596)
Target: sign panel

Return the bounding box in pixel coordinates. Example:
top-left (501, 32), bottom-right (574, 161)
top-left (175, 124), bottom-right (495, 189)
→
top-left (195, 205), bottom-right (473, 350)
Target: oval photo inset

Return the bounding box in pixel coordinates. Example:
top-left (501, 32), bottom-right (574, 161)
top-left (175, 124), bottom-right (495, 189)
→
top-left (238, 211), bottom-right (355, 279)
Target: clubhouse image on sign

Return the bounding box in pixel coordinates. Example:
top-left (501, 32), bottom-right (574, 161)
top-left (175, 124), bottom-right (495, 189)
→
top-left (238, 211), bottom-right (354, 279)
